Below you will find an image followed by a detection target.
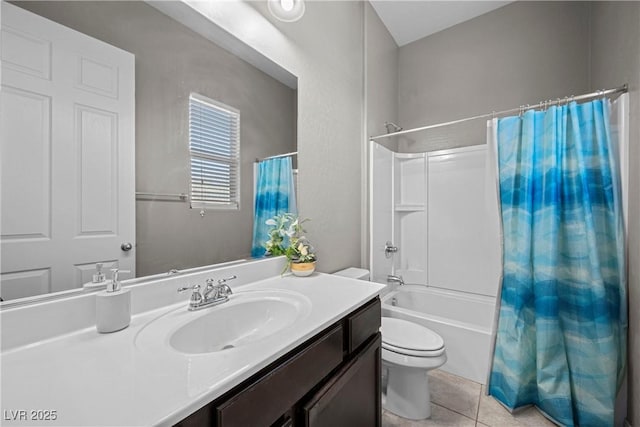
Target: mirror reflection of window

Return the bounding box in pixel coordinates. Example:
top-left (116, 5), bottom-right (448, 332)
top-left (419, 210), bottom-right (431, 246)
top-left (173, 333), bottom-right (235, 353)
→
top-left (188, 94), bottom-right (240, 211)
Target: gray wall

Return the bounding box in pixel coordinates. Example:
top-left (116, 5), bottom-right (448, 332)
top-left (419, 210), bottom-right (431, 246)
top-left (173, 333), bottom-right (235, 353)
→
top-left (397, 1), bottom-right (590, 152)
top-left (590, 3), bottom-right (640, 425)
top-left (364, 2), bottom-right (399, 267)
top-left (16, 1), bottom-right (297, 276)
top-left (365, 2), bottom-right (399, 147)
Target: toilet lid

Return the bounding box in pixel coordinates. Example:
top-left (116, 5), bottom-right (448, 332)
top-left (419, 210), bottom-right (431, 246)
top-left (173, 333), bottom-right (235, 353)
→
top-left (381, 317), bottom-right (444, 352)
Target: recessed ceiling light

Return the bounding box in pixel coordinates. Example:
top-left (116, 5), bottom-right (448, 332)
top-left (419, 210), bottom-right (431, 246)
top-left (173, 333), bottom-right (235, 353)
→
top-left (268, 0), bottom-right (305, 22)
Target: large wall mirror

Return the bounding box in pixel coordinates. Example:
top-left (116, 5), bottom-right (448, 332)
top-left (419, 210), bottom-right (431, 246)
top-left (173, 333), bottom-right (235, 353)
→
top-left (1, 1), bottom-right (298, 303)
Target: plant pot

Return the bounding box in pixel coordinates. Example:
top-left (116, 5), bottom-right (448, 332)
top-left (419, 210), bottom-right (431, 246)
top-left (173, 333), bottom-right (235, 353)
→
top-left (290, 261), bottom-right (316, 277)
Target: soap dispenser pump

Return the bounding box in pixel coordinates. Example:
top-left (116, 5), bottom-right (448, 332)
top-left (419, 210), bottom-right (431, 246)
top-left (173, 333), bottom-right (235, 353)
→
top-left (93, 263), bottom-right (106, 284)
top-left (83, 263), bottom-right (108, 289)
top-left (96, 268), bottom-right (131, 333)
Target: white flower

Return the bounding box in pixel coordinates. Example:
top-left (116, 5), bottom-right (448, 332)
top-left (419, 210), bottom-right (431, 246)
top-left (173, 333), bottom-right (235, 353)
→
top-left (298, 243), bottom-right (308, 256)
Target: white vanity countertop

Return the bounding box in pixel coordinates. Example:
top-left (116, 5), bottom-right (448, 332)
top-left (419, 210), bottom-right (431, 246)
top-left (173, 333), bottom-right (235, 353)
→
top-left (0, 273), bottom-right (383, 426)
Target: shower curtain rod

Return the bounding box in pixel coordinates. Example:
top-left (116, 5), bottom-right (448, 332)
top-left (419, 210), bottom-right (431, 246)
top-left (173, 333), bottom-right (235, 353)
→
top-left (255, 151), bottom-right (298, 162)
top-left (369, 84), bottom-right (628, 141)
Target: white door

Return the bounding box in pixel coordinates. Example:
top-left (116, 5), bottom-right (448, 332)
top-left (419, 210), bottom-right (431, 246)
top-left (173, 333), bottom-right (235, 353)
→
top-left (1, 3), bottom-right (135, 300)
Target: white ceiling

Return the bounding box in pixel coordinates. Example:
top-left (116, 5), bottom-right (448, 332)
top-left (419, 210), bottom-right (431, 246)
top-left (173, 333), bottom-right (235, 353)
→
top-left (370, 1), bottom-right (513, 47)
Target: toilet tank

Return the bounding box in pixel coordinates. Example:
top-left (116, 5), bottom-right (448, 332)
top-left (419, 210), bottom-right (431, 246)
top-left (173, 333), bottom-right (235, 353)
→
top-left (333, 267), bottom-right (370, 281)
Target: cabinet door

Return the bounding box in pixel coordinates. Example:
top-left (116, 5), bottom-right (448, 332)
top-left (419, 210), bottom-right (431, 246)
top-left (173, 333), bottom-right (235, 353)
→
top-left (302, 333), bottom-right (381, 427)
top-left (345, 298), bottom-right (380, 354)
top-left (215, 325), bottom-right (343, 427)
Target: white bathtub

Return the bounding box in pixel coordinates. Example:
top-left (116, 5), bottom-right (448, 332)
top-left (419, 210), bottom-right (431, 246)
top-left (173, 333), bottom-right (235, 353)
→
top-left (381, 284), bottom-right (496, 384)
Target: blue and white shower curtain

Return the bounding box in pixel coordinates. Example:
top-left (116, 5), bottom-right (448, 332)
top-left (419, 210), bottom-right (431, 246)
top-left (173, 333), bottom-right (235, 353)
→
top-left (488, 97), bottom-right (627, 427)
top-left (251, 157), bottom-right (297, 257)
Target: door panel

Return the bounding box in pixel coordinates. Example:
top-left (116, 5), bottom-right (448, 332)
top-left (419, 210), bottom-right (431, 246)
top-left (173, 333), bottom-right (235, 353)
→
top-left (1, 26), bottom-right (52, 79)
top-left (77, 105), bottom-right (118, 235)
top-left (0, 269), bottom-right (51, 301)
top-left (1, 87), bottom-right (51, 239)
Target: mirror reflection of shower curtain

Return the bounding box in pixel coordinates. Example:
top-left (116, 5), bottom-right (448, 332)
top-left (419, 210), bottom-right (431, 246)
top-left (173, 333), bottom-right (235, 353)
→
top-left (487, 94), bottom-right (629, 427)
top-left (251, 157), bottom-right (297, 257)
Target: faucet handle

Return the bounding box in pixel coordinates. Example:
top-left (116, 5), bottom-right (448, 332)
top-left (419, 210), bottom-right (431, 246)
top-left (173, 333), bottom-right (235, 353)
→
top-left (178, 284), bottom-right (203, 305)
top-left (178, 284), bottom-right (201, 295)
top-left (216, 275), bottom-right (235, 298)
top-left (217, 275), bottom-right (237, 285)
top-left (217, 283), bottom-right (233, 298)
top-left (178, 284), bottom-right (195, 293)
top-left (178, 284), bottom-right (201, 291)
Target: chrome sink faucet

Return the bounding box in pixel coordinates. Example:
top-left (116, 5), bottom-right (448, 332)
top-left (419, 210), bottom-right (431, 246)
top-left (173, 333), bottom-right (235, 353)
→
top-left (178, 275), bottom-right (237, 311)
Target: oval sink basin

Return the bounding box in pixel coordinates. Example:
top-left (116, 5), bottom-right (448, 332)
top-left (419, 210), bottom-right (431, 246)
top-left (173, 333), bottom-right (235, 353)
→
top-left (170, 297), bottom-right (303, 354)
top-left (135, 290), bottom-right (312, 356)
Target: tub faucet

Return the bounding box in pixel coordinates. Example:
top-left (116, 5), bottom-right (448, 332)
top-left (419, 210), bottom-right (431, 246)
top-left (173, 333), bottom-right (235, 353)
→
top-left (387, 274), bottom-right (405, 286)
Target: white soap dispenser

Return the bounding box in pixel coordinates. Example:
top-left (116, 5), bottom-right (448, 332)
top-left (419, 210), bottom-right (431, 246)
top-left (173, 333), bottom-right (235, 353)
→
top-left (96, 268), bottom-right (131, 333)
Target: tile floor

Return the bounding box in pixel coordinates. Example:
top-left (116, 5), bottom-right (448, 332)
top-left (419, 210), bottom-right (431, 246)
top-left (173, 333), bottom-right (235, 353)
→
top-left (382, 370), bottom-right (557, 427)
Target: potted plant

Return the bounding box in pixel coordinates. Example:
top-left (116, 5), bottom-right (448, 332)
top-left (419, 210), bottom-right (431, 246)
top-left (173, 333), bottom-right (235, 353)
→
top-left (265, 213), bottom-right (317, 276)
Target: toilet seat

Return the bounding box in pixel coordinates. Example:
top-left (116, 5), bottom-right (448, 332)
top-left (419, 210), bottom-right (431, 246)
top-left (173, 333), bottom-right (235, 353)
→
top-left (383, 342), bottom-right (445, 358)
top-left (382, 346), bottom-right (447, 369)
top-left (381, 317), bottom-right (445, 357)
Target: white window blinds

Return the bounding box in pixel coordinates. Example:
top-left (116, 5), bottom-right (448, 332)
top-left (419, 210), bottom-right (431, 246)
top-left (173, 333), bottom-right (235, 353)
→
top-left (189, 93), bottom-right (240, 210)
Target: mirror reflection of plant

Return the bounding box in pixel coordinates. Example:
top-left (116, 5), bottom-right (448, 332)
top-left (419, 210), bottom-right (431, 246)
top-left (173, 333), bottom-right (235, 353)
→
top-left (264, 213), bottom-right (316, 265)
top-left (264, 213), bottom-right (295, 256)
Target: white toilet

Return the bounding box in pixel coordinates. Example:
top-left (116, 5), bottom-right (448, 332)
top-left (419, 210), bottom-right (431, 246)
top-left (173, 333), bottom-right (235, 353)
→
top-left (333, 268), bottom-right (447, 420)
top-left (381, 317), bottom-right (446, 419)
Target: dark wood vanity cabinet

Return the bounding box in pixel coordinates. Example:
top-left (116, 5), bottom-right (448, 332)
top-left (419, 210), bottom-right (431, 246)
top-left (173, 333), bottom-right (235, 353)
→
top-left (301, 334), bottom-right (381, 427)
top-left (175, 297), bottom-right (381, 427)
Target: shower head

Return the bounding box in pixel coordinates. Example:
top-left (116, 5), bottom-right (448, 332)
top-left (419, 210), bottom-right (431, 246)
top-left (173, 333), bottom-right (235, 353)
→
top-left (384, 121), bottom-right (403, 133)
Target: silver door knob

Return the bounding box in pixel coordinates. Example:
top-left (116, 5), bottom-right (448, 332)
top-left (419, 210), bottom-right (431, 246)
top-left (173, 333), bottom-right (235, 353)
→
top-left (121, 242), bottom-right (133, 251)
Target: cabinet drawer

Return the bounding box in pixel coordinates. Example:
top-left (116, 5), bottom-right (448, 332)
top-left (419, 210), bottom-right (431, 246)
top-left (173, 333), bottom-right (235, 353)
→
top-left (215, 324), bottom-right (343, 426)
top-left (345, 298), bottom-right (380, 354)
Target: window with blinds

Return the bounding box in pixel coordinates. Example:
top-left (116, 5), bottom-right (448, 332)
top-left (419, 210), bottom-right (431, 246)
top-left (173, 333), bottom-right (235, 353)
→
top-left (189, 93), bottom-right (240, 210)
